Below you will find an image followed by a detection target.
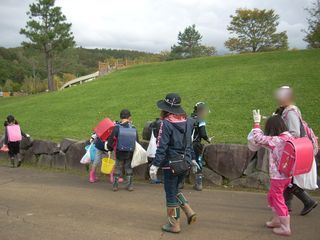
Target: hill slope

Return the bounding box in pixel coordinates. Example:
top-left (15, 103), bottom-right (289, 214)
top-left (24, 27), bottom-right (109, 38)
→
top-left (0, 49), bottom-right (319, 143)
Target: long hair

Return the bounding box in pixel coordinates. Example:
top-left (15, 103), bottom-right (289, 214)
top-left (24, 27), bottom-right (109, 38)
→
top-left (6, 115), bottom-right (18, 124)
top-left (265, 115), bottom-right (288, 136)
top-left (160, 110), bottom-right (171, 119)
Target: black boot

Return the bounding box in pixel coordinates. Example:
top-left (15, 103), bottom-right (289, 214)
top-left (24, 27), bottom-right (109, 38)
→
top-left (113, 176), bottom-right (119, 192)
top-left (283, 187), bottom-right (293, 212)
top-left (292, 186), bottom-right (318, 215)
top-left (194, 174), bottom-right (203, 191)
top-left (10, 157), bottom-right (15, 168)
top-left (126, 176), bottom-right (134, 191)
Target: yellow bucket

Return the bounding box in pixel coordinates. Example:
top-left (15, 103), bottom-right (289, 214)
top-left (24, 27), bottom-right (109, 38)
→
top-left (101, 157), bottom-right (115, 174)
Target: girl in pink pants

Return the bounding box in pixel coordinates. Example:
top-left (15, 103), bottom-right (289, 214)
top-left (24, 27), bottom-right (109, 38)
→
top-left (248, 111), bottom-right (294, 236)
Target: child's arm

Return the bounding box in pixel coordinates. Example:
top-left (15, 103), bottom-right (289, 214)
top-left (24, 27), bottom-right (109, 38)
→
top-left (3, 127), bottom-right (8, 144)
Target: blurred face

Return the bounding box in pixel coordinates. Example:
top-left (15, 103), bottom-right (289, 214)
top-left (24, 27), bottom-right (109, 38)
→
top-left (275, 88), bottom-right (293, 107)
top-left (198, 109), bottom-right (209, 119)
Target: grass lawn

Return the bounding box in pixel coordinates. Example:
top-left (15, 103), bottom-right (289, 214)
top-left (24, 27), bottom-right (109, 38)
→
top-left (0, 49), bottom-right (319, 143)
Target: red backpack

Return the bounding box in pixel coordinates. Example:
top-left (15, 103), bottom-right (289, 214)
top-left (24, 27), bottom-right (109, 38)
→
top-left (94, 118), bottom-right (115, 141)
top-left (278, 137), bottom-right (314, 177)
top-left (283, 108), bottom-right (319, 156)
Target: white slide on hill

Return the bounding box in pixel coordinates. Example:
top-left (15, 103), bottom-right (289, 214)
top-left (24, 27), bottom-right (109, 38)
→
top-left (60, 71), bottom-right (99, 90)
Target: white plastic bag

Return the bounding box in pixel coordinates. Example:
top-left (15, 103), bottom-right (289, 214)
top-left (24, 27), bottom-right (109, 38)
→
top-left (293, 159), bottom-right (318, 190)
top-left (131, 142), bottom-right (148, 168)
top-left (80, 144), bottom-right (93, 165)
top-left (146, 132), bottom-right (157, 158)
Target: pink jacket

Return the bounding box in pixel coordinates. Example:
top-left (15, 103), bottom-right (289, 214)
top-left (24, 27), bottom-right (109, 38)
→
top-left (249, 128), bottom-right (294, 180)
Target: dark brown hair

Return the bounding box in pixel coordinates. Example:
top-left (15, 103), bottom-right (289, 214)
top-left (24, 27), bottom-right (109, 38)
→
top-left (265, 115), bottom-right (288, 136)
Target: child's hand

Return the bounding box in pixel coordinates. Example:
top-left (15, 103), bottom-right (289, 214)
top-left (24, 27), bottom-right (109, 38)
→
top-left (252, 109), bottom-right (261, 123)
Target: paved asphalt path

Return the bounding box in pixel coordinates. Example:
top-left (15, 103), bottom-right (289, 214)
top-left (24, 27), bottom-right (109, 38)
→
top-left (0, 165), bottom-right (319, 240)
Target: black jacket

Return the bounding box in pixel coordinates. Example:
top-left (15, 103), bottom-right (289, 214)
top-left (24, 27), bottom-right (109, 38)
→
top-left (152, 117), bottom-right (194, 167)
top-left (192, 115), bottom-right (210, 143)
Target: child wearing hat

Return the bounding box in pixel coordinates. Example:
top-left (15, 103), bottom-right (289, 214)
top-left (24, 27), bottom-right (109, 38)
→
top-left (107, 109), bottom-right (139, 191)
top-left (149, 93), bottom-right (197, 234)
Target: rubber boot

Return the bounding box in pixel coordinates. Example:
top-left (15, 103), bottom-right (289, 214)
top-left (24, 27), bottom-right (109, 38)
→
top-left (273, 216), bottom-right (291, 236)
top-left (126, 176), bottom-right (134, 191)
top-left (16, 154), bottom-right (22, 168)
top-left (292, 186), bottom-right (318, 215)
top-left (89, 170), bottom-right (97, 183)
top-left (162, 207), bottom-right (181, 233)
top-left (10, 157), bottom-right (15, 168)
top-left (176, 192), bottom-right (197, 224)
top-left (283, 187), bottom-right (293, 212)
top-left (266, 213), bottom-right (281, 228)
top-left (194, 174), bottom-right (203, 191)
top-left (113, 176), bottom-right (119, 191)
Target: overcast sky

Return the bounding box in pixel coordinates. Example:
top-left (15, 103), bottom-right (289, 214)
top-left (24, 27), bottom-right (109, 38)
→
top-left (0, 0), bottom-right (314, 54)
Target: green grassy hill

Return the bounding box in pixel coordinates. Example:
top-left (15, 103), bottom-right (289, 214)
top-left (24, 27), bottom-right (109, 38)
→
top-left (0, 49), bottom-right (319, 143)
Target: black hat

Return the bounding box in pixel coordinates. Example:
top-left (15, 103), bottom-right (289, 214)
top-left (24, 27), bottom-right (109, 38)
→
top-left (157, 93), bottom-right (185, 115)
top-left (120, 109), bottom-right (131, 119)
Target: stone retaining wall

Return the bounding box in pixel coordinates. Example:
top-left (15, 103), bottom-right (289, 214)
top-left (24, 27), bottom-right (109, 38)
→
top-left (0, 135), bottom-right (273, 190)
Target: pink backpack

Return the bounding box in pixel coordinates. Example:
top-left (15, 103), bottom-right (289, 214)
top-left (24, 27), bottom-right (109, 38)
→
top-left (283, 109), bottom-right (319, 156)
top-left (7, 125), bottom-right (22, 142)
top-left (278, 136), bottom-right (314, 177)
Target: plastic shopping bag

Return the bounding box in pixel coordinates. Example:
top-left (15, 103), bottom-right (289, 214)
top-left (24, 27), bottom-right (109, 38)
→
top-left (85, 144), bottom-right (97, 162)
top-left (80, 144), bottom-right (93, 164)
top-left (101, 157), bottom-right (115, 174)
top-left (146, 132), bottom-right (157, 158)
top-left (0, 145), bottom-right (9, 153)
top-left (293, 159), bottom-right (318, 190)
top-left (131, 142), bottom-right (148, 168)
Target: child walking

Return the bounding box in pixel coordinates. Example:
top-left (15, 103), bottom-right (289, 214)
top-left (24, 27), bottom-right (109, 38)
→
top-left (248, 110), bottom-right (293, 236)
top-left (3, 115), bottom-right (28, 168)
top-left (107, 109), bottom-right (139, 191)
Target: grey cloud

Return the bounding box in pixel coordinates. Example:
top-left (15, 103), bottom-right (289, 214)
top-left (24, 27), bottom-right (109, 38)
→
top-left (0, 0), bottom-right (314, 53)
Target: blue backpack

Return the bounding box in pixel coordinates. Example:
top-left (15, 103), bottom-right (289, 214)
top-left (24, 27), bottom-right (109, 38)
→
top-left (117, 124), bottom-right (137, 152)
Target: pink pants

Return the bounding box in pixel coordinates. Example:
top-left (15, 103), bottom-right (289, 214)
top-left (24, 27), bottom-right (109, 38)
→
top-left (267, 178), bottom-right (291, 216)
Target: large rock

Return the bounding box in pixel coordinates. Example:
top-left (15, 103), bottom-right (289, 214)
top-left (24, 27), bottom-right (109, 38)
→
top-left (21, 148), bottom-right (38, 164)
top-left (20, 136), bottom-right (33, 150)
top-left (203, 144), bottom-right (255, 180)
top-left (52, 152), bottom-right (66, 169)
top-left (38, 154), bottom-right (53, 167)
top-left (60, 138), bottom-right (78, 153)
top-left (142, 121), bottom-right (152, 140)
top-left (140, 140), bottom-right (149, 151)
top-left (32, 140), bottom-right (57, 155)
top-left (256, 148), bottom-right (269, 173)
top-left (230, 172), bottom-right (270, 190)
top-left (133, 163), bottom-right (148, 180)
top-left (65, 141), bottom-right (86, 170)
top-left (189, 167), bottom-right (223, 186)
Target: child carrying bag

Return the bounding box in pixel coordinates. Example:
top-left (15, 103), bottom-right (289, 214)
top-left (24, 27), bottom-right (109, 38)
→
top-left (278, 137), bottom-right (314, 177)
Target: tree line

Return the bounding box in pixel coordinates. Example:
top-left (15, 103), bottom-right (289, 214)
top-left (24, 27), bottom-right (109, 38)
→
top-left (1, 0), bottom-right (320, 93)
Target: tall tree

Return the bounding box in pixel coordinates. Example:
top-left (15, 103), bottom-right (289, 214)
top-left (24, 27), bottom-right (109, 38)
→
top-left (170, 24), bottom-right (216, 59)
top-left (225, 9), bottom-right (288, 53)
top-left (20, 0), bottom-right (75, 91)
top-left (304, 0), bottom-right (320, 48)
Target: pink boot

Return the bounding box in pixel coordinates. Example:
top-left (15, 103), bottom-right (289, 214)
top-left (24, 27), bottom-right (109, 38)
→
top-left (266, 214), bottom-right (280, 228)
top-left (109, 172), bottom-right (115, 183)
top-left (273, 216), bottom-right (291, 236)
top-left (89, 170), bottom-right (98, 183)
top-left (119, 177), bottom-right (124, 183)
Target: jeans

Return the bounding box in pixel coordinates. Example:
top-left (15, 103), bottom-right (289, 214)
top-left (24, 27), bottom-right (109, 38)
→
top-left (92, 149), bottom-right (105, 168)
top-left (114, 155), bottom-right (133, 177)
top-left (163, 169), bottom-right (185, 207)
top-left (268, 179), bottom-right (291, 216)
